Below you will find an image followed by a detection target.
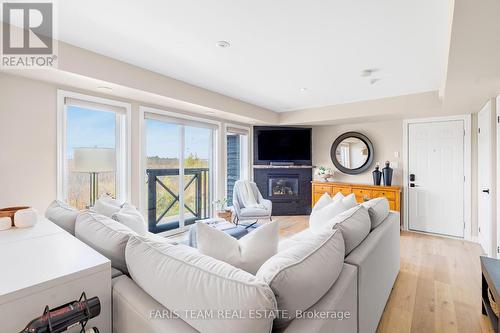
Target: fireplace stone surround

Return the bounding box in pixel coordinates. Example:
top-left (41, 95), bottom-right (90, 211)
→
top-left (253, 165), bottom-right (313, 216)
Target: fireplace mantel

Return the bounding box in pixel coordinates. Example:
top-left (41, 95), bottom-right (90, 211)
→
top-left (253, 165), bottom-right (314, 169)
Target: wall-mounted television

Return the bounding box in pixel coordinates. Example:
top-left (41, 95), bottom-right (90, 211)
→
top-left (253, 126), bottom-right (312, 165)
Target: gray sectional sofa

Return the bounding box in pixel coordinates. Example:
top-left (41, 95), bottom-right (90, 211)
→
top-left (45, 198), bottom-right (400, 333)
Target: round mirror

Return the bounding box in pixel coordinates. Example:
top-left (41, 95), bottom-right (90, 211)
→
top-left (330, 132), bottom-right (374, 175)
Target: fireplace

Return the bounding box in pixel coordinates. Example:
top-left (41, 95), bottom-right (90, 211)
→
top-left (254, 167), bottom-right (312, 215)
top-left (268, 176), bottom-right (299, 200)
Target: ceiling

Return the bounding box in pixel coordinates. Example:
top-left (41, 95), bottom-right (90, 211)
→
top-left (57, 0), bottom-right (451, 112)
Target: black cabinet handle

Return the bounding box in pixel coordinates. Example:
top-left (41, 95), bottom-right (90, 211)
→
top-left (483, 189), bottom-right (490, 194)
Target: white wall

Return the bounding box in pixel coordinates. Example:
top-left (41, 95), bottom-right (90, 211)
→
top-left (0, 75), bottom-right (57, 211)
top-left (0, 73), bottom-right (249, 213)
top-left (312, 120), bottom-right (403, 185)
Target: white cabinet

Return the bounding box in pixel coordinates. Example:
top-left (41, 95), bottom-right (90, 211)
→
top-left (0, 218), bottom-right (111, 332)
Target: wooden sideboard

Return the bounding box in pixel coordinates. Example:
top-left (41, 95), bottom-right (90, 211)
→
top-left (311, 181), bottom-right (401, 212)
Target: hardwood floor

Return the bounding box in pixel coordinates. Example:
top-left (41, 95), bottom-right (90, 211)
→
top-left (170, 216), bottom-right (493, 333)
top-left (276, 216), bottom-right (493, 333)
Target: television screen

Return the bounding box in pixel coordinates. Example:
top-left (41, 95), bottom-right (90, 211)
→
top-left (256, 128), bottom-right (311, 162)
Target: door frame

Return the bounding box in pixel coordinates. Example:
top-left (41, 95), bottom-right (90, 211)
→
top-left (138, 105), bottom-right (221, 236)
top-left (402, 114), bottom-right (472, 240)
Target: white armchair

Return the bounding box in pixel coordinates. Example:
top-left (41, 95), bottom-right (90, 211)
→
top-left (232, 180), bottom-right (272, 224)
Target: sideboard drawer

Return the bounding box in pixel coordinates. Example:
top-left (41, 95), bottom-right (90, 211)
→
top-left (332, 187), bottom-right (351, 196)
top-left (352, 188), bottom-right (373, 202)
top-left (314, 185), bottom-right (333, 194)
top-left (372, 190), bottom-right (396, 200)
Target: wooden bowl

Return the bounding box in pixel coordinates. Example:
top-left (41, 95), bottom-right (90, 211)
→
top-left (0, 206), bottom-right (31, 226)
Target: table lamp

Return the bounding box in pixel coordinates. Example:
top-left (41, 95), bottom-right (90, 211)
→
top-left (73, 147), bottom-right (116, 206)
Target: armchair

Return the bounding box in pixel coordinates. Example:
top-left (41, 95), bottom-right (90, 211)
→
top-left (232, 180), bottom-right (272, 224)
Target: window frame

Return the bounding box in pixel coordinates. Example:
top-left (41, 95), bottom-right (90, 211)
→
top-left (57, 90), bottom-right (131, 205)
top-left (223, 123), bottom-right (252, 204)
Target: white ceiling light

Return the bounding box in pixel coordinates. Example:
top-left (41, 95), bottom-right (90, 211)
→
top-left (216, 40), bottom-right (230, 48)
top-left (299, 87), bottom-right (307, 92)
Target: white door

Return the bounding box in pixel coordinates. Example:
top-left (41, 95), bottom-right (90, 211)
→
top-left (408, 120), bottom-right (464, 237)
top-left (478, 101), bottom-right (493, 256)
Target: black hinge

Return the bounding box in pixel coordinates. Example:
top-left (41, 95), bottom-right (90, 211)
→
top-left (479, 127), bottom-right (481, 134)
top-left (497, 115), bottom-right (500, 124)
top-left (497, 246), bottom-right (500, 254)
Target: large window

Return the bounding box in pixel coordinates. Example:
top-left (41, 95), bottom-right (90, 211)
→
top-left (226, 125), bottom-right (249, 206)
top-left (142, 108), bottom-right (217, 233)
top-left (58, 91), bottom-right (130, 209)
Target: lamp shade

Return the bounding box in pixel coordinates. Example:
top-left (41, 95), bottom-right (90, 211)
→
top-left (73, 148), bottom-right (116, 173)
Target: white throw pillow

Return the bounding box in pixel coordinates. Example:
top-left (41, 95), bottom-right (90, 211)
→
top-left (312, 192), bottom-right (332, 211)
top-left (257, 229), bottom-right (345, 329)
top-left (92, 197), bottom-right (122, 217)
top-left (326, 205), bottom-right (371, 255)
top-left (361, 197), bottom-right (390, 230)
top-left (309, 192), bottom-right (357, 232)
top-left (126, 235), bottom-right (277, 333)
top-left (45, 200), bottom-right (80, 234)
top-left (197, 221), bottom-right (279, 274)
top-left (112, 203), bottom-right (147, 235)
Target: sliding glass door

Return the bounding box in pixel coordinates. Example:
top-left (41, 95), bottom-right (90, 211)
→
top-left (144, 112), bottom-right (215, 233)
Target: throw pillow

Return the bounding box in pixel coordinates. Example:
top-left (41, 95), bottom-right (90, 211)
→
top-left (112, 203), bottom-right (148, 235)
top-left (309, 192), bottom-right (354, 233)
top-left (312, 192), bottom-right (332, 211)
top-left (92, 195), bottom-right (122, 217)
top-left (325, 205), bottom-right (371, 255)
top-left (197, 221), bottom-right (279, 274)
top-left (361, 197), bottom-right (390, 230)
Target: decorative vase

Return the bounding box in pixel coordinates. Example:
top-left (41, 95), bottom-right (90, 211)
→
top-left (372, 164), bottom-right (382, 186)
top-left (382, 161), bottom-right (393, 186)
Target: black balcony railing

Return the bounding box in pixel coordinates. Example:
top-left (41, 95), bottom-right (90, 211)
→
top-left (146, 168), bottom-right (210, 233)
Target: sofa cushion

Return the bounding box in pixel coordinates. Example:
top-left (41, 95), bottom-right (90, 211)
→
top-left (361, 197), bottom-right (390, 230)
top-left (197, 221), bottom-right (279, 274)
top-left (45, 200), bottom-right (80, 235)
top-left (326, 205), bottom-right (370, 255)
top-left (112, 203), bottom-right (148, 235)
top-left (256, 229), bottom-right (345, 329)
top-left (240, 207), bottom-right (270, 217)
top-left (309, 194), bottom-right (356, 233)
top-left (75, 211), bottom-right (136, 273)
top-left (126, 235), bottom-right (277, 333)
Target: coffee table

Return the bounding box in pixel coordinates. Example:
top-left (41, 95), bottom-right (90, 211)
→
top-left (188, 218), bottom-right (260, 248)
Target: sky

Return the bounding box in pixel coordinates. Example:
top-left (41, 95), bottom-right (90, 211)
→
top-left (66, 106), bottom-right (211, 159)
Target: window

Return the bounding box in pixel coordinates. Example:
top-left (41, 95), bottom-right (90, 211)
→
top-left (57, 91), bottom-right (130, 209)
top-left (226, 125), bottom-right (249, 206)
top-left (142, 108), bottom-right (218, 233)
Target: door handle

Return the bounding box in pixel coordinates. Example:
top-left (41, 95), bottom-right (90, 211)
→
top-left (483, 189), bottom-right (490, 194)
top-left (409, 183), bottom-right (418, 187)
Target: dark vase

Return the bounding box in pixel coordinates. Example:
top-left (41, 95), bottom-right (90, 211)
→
top-left (382, 161), bottom-right (393, 186)
top-left (372, 165), bottom-right (382, 186)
